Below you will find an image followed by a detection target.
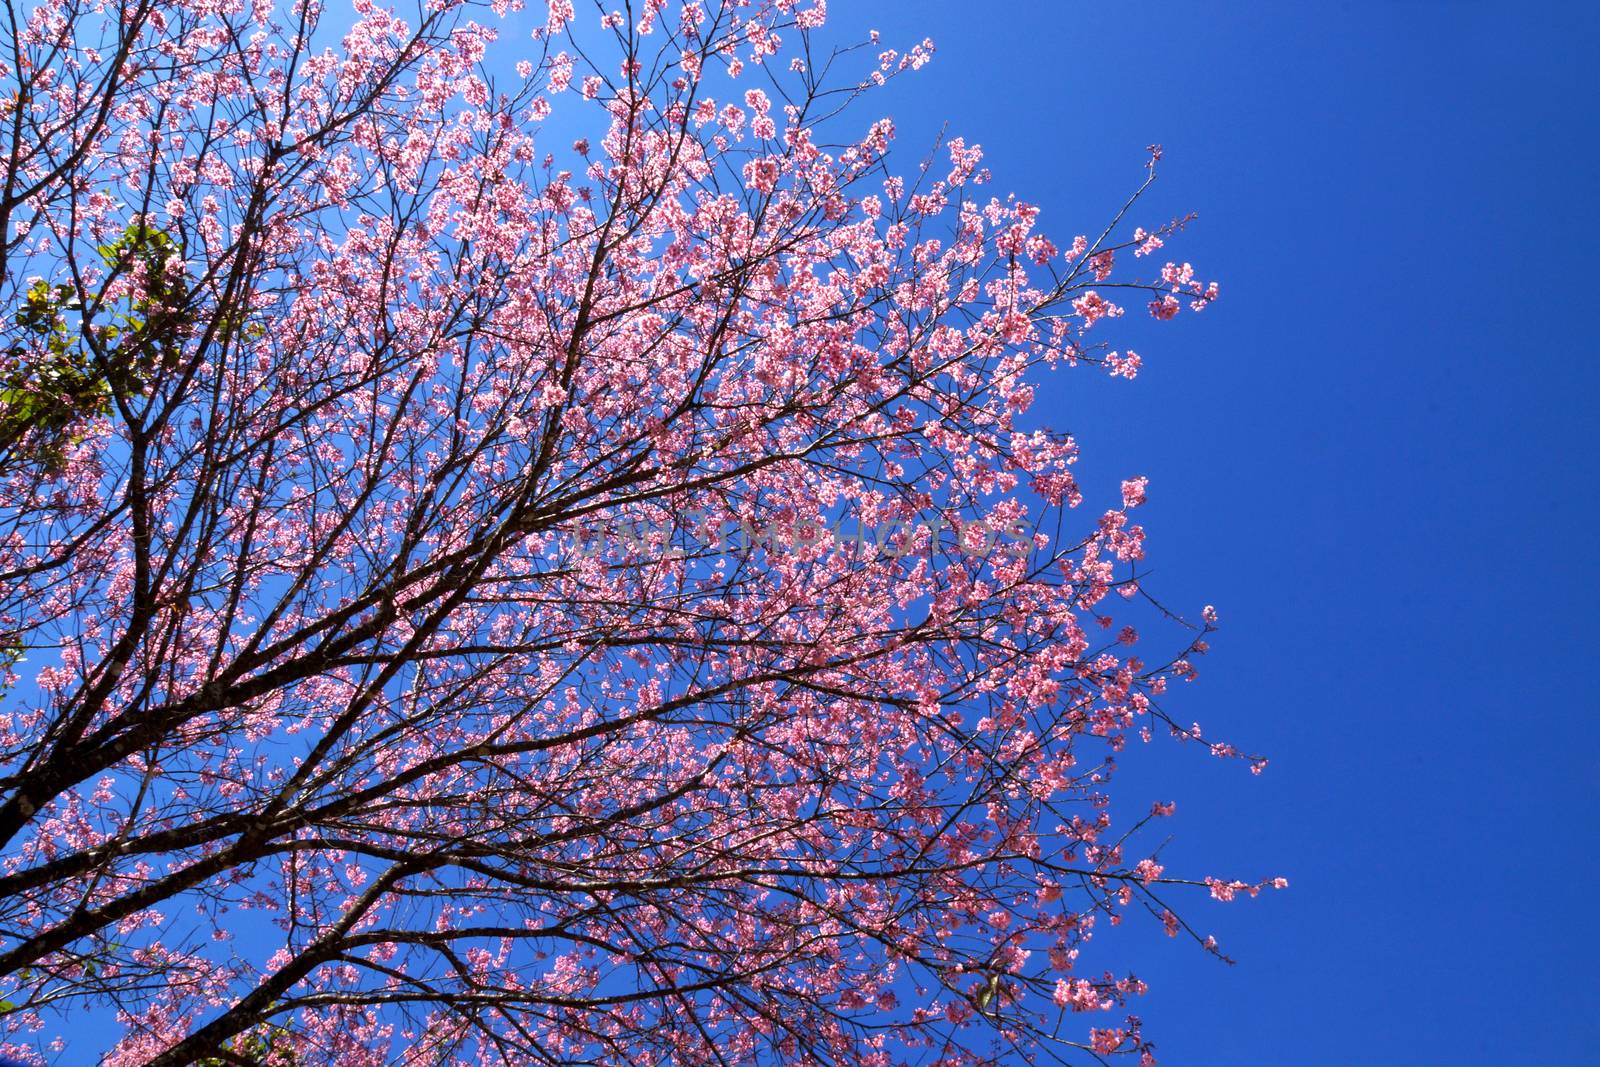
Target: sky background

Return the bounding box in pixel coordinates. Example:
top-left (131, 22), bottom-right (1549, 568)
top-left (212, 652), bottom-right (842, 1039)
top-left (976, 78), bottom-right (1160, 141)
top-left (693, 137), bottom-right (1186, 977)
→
top-left (837, 1), bottom-right (1599, 1063)
top-left (12, 2), bottom-right (1598, 1063)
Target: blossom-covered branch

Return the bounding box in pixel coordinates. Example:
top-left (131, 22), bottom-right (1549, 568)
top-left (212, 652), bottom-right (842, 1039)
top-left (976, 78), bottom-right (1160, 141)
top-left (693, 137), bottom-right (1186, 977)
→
top-left (0, 1), bottom-right (1271, 1063)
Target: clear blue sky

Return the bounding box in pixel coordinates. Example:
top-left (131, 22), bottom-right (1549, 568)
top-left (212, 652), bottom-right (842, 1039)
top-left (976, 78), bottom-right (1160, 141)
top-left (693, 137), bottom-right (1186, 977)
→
top-left (17, 4), bottom-right (1597, 1063)
top-left (845, 1), bottom-right (1598, 1063)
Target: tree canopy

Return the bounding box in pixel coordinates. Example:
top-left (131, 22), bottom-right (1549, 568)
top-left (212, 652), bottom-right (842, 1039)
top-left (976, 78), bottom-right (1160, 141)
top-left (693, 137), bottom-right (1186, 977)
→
top-left (0, 1), bottom-right (1274, 1064)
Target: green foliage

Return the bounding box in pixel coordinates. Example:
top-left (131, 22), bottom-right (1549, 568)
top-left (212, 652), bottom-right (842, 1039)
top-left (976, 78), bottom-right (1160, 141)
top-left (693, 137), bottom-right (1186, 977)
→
top-left (99, 220), bottom-right (183, 312)
top-left (196, 1022), bottom-right (299, 1067)
top-left (1, 221), bottom-right (189, 468)
top-left (0, 279), bottom-right (108, 468)
top-left (94, 219), bottom-right (188, 383)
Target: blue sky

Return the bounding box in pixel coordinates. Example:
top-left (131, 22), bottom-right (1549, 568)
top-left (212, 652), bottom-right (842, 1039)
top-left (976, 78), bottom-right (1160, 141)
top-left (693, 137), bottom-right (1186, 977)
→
top-left (843, 1), bottom-right (1599, 1063)
top-left (10, 3), bottom-right (1597, 1063)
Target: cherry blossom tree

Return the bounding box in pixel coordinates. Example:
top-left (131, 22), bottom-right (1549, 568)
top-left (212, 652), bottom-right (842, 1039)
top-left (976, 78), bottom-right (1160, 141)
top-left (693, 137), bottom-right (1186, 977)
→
top-left (0, 0), bottom-right (1276, 1063)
